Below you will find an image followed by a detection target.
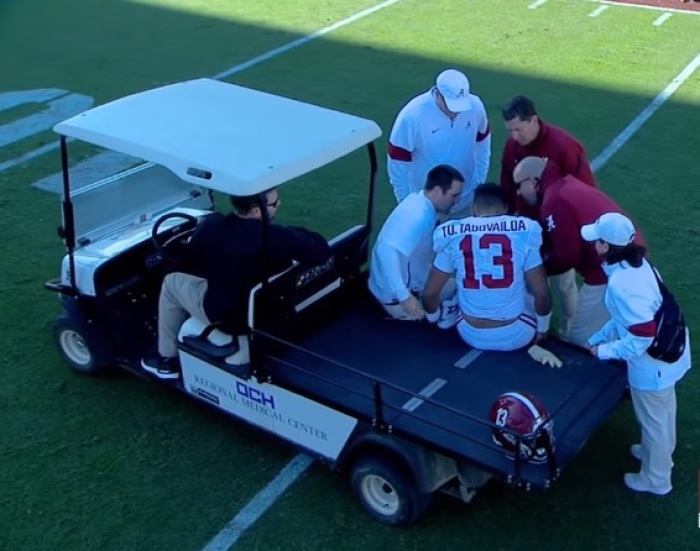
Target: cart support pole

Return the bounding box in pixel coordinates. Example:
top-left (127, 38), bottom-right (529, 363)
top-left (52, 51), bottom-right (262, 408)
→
top-left (59, 136), bottom-right (77, 291)
top-left (365, 142), bottom-right (378, 235)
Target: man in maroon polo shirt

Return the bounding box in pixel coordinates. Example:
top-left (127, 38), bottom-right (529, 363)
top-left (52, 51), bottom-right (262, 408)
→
top-left (500, 96), bottom-right (596, 341)
top-left (500, 96), bottom-right (595, 215)
top-left (513, 156), bottom-right (645, 347)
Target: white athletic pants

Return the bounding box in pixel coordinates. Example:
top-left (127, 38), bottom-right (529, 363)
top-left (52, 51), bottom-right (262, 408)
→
top-left (630, 386), bottom-right (677, 493)
top-left (157, 272), bottom-right (210, 357)
top-left (456, 313), bottom-right (536, 352)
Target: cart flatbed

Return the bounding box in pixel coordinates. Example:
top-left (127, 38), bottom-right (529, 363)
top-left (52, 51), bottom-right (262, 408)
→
top-left (264, 288), bottom-right (629, 489)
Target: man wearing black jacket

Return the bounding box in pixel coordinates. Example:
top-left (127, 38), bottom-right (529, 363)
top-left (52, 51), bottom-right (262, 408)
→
top-left (142, 188), bottom-right (331, 379)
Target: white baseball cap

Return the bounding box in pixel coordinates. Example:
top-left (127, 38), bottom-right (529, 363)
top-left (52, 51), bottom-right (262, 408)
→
top-left (580, 212), bottom-right (636, 246)
top-left (436, 69), bottom-right (473, 112)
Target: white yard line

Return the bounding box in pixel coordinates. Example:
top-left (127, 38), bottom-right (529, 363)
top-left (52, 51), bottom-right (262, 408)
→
top-left (583, 0), bottom-right (700, 16)
top-left (213, 0), bottom-right (401, 80)
top-left (590, 53), bottom-right (700, 172)
top-left (201, 454), bottom-right (315, 551)
top-left (0, 141), bottom-right (66, 174)
top-left (587, 5), bottom-right (609, 17)
top-left (652, 12), bottom-right (673, 26)
top-left (529, 0), bottom-right (549, 9)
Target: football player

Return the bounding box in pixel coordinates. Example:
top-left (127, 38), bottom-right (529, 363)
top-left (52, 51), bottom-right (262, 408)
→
top-left (423, 183), bottom-right (552, 351)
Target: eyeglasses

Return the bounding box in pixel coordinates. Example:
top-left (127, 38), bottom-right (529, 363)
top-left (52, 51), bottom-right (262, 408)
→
top-left (266, 197), bottom-right (280, 208)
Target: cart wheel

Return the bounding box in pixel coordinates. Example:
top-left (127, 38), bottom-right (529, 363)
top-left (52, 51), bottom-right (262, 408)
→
top-left (52, 314), bottom-right (112, 375)
top-left (350, 455), bottom-right (432, 526)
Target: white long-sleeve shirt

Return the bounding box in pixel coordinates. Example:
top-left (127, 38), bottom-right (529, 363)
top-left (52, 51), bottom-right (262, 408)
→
top-left (368, 192), bottom-right (437, 303)
top-left (587, 260), bottom-right (691, 390)
top-left (387, 88), bottom-right (491, 212)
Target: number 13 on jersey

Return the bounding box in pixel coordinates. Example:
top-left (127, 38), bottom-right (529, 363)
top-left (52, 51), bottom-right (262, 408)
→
top-left (460, 234), bottom-right (514, 290)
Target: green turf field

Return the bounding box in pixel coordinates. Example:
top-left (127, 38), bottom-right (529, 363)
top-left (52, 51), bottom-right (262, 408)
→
top-left (1, 0), bottom-right (699, 549)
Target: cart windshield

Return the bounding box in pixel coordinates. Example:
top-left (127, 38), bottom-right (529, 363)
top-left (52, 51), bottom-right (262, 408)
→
top-left (67, 161), bottom-right (212, 247)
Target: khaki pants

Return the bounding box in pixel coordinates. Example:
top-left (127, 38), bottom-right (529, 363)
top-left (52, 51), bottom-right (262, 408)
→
top-left (551, 270), bottom-right (609, 346)
top-left (630, 386), bottom-right (677, 493)
top-left (549, 270), bottom-right (579, 340)
top-left (157, 272), bottom-right (210, 357)
top-left (568, 282), bottom-right (609, 346)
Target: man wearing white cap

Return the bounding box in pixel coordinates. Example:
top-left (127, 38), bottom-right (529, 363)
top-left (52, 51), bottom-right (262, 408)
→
top-left (581, 212), bottom-right (691, 496)
top-left (387, 69), bottom-right (491, 215)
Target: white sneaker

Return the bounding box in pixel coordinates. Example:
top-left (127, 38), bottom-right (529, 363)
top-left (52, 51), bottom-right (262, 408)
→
top-left (437, 296), bottom-right (460, 329)
top-left (623, 473), bottom-right (672, 496)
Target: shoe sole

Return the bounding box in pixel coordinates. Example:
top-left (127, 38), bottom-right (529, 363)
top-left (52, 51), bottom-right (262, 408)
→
top-left (141, 362), bottom-right (180, 380)
top-left (626, 486), bottom-right (672, 497)
top-left (623, 474), bottom-right (672, 496)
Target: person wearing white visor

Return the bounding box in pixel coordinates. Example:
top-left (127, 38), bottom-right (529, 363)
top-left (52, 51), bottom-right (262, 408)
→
top-left (582, 212), bottom-right (691, 496)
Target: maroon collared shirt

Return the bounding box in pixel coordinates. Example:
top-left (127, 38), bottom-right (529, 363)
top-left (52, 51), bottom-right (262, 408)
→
top-left (537, 166), bottom-right (644, 285)
top-left (500, 120), bottom-right (596, 218)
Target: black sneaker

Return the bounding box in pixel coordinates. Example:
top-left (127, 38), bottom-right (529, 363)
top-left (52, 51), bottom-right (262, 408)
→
top-left (141, 355), bottom-right (180, 380)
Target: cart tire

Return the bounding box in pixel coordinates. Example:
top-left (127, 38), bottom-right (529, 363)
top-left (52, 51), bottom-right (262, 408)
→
top-left (52, 314), bottom-right (112, 375)
top-left (350, 455), bottom-right (432, 526)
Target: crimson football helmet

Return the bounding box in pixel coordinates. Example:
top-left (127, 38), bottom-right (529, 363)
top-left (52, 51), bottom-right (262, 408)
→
top-left (489, 391), bottom-right (554, 464)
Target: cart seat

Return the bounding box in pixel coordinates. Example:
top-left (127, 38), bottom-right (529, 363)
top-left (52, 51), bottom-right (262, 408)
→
top-left (177, 317), bottom-right (250, 366)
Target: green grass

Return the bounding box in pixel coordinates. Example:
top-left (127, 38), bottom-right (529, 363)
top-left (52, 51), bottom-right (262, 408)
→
top-left (0, 0), bottom-right (699, 549)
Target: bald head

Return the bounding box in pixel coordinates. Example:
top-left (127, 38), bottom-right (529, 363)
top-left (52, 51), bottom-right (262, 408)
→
top-left (513, 156), bottom-right (548, 207)
top-left (512, 156), bottom-right (548, 184)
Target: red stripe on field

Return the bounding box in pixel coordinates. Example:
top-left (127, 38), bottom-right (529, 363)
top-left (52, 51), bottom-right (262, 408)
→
top-left (606, 0), bottom-right (700, 12)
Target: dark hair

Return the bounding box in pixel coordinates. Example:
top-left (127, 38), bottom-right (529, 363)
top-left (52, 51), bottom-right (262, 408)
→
top-left (473, 183), bottom-right (507, 212)
top-left (602, 242), bottom-right (647, 268)
top-left (424, 164), bottom-right (464, 192)
top-left (502, 95), bottom-right (538, 122)
top-left (229, 188), bottom-right (275, 215)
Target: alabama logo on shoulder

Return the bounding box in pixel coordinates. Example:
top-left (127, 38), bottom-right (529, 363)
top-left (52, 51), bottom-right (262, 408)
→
top-left (545, 214), bottom-right (556, 232)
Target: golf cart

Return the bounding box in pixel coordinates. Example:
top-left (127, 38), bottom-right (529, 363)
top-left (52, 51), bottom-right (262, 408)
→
top-left (46, 78), bottom-right (629, 526)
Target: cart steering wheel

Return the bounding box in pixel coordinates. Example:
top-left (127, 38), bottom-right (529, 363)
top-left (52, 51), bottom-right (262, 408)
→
top-left (151, 212), bottom-right (200, 264)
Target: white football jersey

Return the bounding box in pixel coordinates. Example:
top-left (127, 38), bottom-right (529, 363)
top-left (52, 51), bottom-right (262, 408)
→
top-left (433, 215), bottom-right (543, 319)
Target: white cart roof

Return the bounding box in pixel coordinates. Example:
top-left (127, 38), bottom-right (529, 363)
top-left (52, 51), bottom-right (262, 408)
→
top-left (54, 78), bottom-right (382, 196)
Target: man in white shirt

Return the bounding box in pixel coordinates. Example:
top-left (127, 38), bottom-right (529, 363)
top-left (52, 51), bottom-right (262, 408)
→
top-left (369, 164), bottom-right (464, 321)
top-left (423, 183), bottom-right (552, 351)
top-left (387, 69), bottom-right (491, 214)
